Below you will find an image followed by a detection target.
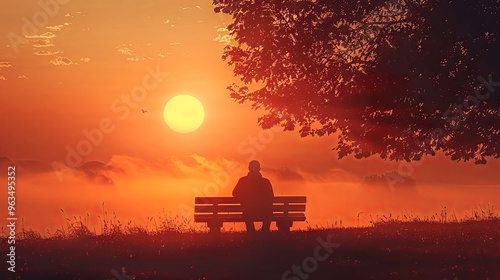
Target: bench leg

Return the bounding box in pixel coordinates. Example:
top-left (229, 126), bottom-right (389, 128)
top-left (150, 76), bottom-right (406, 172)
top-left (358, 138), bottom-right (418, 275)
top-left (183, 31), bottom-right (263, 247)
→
top-left (207, 221), bottom-right (222, 234)
top-left (277, 220), bottom-right (293, 232)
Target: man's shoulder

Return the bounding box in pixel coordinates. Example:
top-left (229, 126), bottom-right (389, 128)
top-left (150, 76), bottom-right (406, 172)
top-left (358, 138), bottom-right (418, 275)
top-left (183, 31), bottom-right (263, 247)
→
top-left (261, 177), bottom-right (272, 184)
top-left (239, 175), bottom-right (271, 184)
top-left (237, 176), bottom-right (252, 184)
top-left (239, 175), bottom-right (250, 181)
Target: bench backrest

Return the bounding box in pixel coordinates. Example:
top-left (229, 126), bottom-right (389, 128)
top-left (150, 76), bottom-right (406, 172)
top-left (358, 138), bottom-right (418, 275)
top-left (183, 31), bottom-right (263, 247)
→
top-left (194, 196), bottom-right (306, 217)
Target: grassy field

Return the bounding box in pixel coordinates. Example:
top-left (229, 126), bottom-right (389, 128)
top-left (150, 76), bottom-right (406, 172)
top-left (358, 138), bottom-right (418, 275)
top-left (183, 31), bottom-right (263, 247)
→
top-left (2, 217), bottom-right (499, 280)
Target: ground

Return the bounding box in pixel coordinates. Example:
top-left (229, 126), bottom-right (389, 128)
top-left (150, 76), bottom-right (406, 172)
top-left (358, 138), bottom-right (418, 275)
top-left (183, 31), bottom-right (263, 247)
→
top-left (2, 220), bottom-right (499, 280)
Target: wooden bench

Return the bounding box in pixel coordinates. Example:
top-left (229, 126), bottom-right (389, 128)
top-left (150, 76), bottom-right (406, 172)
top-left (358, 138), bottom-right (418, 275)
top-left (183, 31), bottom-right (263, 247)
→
top-left (194, 196), bottom-right (307, 233)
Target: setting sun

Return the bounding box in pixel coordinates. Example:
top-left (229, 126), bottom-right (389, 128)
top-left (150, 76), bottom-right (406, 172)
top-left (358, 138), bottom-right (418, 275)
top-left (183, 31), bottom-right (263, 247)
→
top-left (163, 94), bottom-right (205, 133)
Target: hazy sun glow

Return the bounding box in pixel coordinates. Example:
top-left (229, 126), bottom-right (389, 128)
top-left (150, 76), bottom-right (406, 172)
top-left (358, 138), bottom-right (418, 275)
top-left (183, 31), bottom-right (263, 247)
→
top-left (164, 94), bottom-right (205, 133)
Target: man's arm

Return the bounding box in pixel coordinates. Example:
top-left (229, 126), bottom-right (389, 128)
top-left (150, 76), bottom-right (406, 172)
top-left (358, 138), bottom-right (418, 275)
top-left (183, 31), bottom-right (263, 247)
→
top-left (266, 179), bottom-right (274, 197)
top-left (232, 178), bottom-right (243, 197)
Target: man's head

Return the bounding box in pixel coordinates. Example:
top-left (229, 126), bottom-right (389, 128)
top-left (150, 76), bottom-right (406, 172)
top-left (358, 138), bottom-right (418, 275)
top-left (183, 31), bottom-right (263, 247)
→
top-left (248, 160), bottom-right (261, 172)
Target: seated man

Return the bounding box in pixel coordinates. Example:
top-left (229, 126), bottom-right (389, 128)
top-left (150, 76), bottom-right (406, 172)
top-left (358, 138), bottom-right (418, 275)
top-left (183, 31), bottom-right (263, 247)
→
top-left (232, 160), bottom-right (274, 233)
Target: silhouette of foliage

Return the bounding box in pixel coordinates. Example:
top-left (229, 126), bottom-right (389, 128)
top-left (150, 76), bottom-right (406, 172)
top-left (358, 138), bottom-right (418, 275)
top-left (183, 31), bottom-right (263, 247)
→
top-left (214, 0), bottom-right (500, 163)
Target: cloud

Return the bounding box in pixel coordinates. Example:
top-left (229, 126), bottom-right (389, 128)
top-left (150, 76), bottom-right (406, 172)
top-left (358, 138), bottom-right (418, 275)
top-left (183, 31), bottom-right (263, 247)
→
top-left (33, 39), bottom-right (54, 48)
top-left (76, 161), bottom-right (125, 185)
top-left (126, 56), bottom-right (152, 62)
top-left (263, 167), bottom-right (305, 181)
top-left (0, 61), bottom-right (12, 68)
top-left (213, 28), bottom-right (234, 45)
top-left (164, 20), bottom-right (175, 27)
top-left (116, 45), bottom-right (133, 55)
top-left (25, 32), bottom-right (56, 39)
top-left (0, 156), bottom-right (53, 174)
top-left (305, 167), bottom-right (361, 183)
top-left (116, 44), bottom-right (159, 61)
top-left (0, 156), bottom-right (125, 185)
top-left (0, 76), bottom-right (6, 81)
top-left (46, 22), bottom-right (71, 31)
top-left (0, 154), bottom-right (355, 190)
top-left (50, 56), bottom-right (75, 66)
top-left (17, 75), bottom-right (28, 79)
top-left (169, 42), bottom-right (183, 46)
top-left (212, 34), bottom-right (233, 45)
top-left (179, 155), bottom-right (242, 175)
top-left (181, 6), bottom-right (204, 12)
top-left (34, 50), bottom-right (64, 56)
top-left (80, 57), bottom-right (91, 63)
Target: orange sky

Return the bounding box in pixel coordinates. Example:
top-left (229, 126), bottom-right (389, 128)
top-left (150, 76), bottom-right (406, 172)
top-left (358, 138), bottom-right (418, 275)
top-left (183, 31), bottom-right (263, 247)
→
top-left (0, 0), bottom-right (499, 234)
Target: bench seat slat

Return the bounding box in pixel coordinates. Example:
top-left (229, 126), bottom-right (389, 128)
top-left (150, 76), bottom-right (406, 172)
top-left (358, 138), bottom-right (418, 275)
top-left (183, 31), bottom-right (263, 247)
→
top-left (195, 196), bottom-right (306, 204)
top-left (195, 204), bottom-right (306, 213)
top-left (194, 213), bottom-right (306, 222)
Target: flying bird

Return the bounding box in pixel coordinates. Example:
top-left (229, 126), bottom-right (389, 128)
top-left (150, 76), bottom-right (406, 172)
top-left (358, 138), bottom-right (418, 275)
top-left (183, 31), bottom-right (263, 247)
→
top-left (141, 109), bottom-right (148, 113)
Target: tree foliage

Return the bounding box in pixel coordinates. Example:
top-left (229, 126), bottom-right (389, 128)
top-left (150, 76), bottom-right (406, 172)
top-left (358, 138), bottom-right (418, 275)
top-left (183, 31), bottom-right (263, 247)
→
top-left (213, 0), bottom-right (500, 163)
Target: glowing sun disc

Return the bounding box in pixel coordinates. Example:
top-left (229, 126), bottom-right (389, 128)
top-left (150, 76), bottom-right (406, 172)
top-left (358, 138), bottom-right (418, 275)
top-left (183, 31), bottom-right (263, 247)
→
top-left (163, 94), bottom-right (205, 133)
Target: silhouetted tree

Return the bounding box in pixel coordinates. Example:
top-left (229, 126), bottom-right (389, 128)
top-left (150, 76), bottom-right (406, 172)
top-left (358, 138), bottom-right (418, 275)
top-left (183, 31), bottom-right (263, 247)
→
top-left (361, 171), bottom-right (416, 193)
top-left (214, 0), bottom-right (500, 163)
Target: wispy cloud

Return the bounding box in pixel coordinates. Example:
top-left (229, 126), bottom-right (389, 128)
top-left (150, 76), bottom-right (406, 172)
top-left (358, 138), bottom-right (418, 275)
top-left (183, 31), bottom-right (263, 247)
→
top-left (0, 76), bottom-right (6, 81)
top-left (46, 22), bottom-right (71, 31)
top-left (264, 167), bottom-right (305, 181)
top-left (169, 42), bottom-right (183, 46)
top-left (213, 28), bottom-right (233, 45)
top-left (0, 157), bottom-right (53, 174)
top-left (17, 75), bottom-right (28, 79)
top-left (126, 56), bottom-right (152, 62)
top-left (76, 161), bottom-right (124, 185)
top-left (116, 45), bottom-right (133, 56)
top-left (164, 19), bottom-right (175, 27)
top-left (0, 61), bottom-right (12, 68)
top-left (33, 39), bottom-right (55, 48)
top-left (34, 50), bottom-right (64, 56)
top-left (213, 34), bottom-right (233, 45)
top-left (116, 44), bottom-right (158, 61)
top-left (181, 6), bottom-right (204, 11)
top-left (25, 32), bottom-right (56, 39)
top-left (50, 56), bottom-right (75, 66)
top-left (80, 57), bottom-right (91, 63)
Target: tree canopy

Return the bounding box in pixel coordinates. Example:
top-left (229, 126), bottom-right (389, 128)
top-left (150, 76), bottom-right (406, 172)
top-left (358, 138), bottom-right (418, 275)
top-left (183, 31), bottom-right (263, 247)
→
top-left (213, 0), bottom-right (500, 163)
